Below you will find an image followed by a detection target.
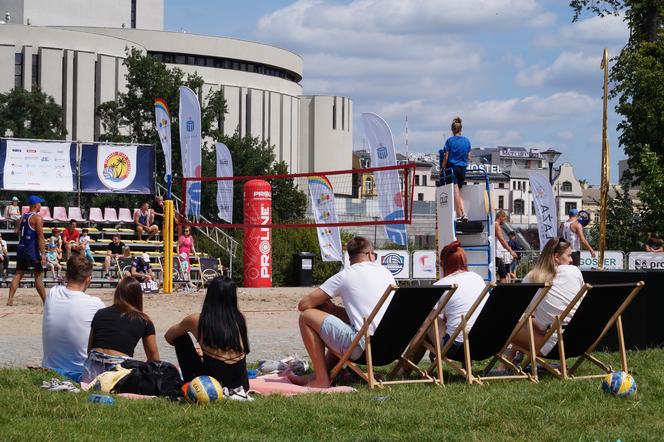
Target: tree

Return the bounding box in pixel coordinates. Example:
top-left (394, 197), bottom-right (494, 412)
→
top-left (635, 146), bottom-right (664, 236)
top-left (0, 87), bottom-right (66, 139)
top-left (590, 180), bottom-right (641, 251)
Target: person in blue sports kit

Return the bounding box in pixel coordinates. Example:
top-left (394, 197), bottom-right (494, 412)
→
top-left (7, 195), bottom-right (47, 306)
top-left (440, 117), bottom-right (471, 221)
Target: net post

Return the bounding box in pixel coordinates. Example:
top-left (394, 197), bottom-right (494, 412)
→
top-left (163, 200), bottom-right (174, 294)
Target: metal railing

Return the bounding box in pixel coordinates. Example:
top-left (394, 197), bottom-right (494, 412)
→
top-left (156, 182), bottom-right (239, 277)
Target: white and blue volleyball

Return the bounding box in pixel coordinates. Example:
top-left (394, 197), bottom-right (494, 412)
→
top-left (186, 375), bottom-right (223, 404)
top-left (601, 371), bottom-right (637, 398)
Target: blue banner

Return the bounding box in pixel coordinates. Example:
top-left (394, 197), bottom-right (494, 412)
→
top-left (80, 144), bottom-right (155, 194)
top-left (0, 139), bottom-right (77, 191)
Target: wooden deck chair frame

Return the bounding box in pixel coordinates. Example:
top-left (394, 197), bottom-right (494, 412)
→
top-left (427, 283), bottom-right (552, 385)
top-left (328, 284), bottom-right (458, 389)
top-left (516, 281), bottom-right (644, 381)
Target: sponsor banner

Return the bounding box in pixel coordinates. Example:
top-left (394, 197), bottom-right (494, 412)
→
top-left (376, 249), bottom-right (410, 279)
top-left (179, 86), bottom-right (202, 218)
top-left (362, 113), bottom-right (408, 245)
top-left (307, 175), bottom-right (343, 262)
top-left (154, 98), bottom-right (172, 182)
top-left (215, 142), bottom-right (233, 223)
top-left (413, 250), bottom-right (437, 279)
top-left (243, 179), bottom-right (272, 287)
top-left (628, 252), bottom-right (664, 270)
top-left (529, 173), bottom-right (558, 251)
top-left (0, 139), bottom-right (76, 191)
top-left (80, 144), bottom-right (154, 194)
top-left (436, 184), bottom-right (457, 257)
top-left (580, 251), bottom-right (624, 270)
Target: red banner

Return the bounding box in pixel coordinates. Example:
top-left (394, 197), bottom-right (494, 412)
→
top-left (243, 179), bottom-right (272, 287)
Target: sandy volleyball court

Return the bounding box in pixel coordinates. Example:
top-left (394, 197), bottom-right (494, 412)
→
top-left (0, 287), bottom-right (311, 367)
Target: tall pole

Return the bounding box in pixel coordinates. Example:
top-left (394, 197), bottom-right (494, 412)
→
top-left (599, 48), bottom-right (610, 270)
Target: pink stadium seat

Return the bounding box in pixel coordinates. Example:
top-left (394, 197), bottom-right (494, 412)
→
top-left (21, 206), bottom-right (29, 214)
top-left (118, 208), bottom-right (133, 223)
top-left (104, 208), bottom-right (119, 222)
top-left (53, 207), bottom-right (68, 221)
top-left (89, 207), bottom-right (104, 223)
top-left (68, 207), bottom-right (86, 222)
top-left (39, 207), bottom-right (52, 221)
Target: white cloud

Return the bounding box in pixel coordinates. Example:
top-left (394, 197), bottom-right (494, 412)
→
top-left (536, 13), bottom-right (628, 48)
top-left (557, 130), bottom-right (574, 140)
top-left (516, 51), bottom-right (604, 90)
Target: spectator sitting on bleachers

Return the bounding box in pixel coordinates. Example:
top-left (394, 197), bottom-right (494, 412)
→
top-left (134, 201), bottom-right (159, 241)
top-left (0, 233), bottom-right (8, 280)
top-left (103, 234), bottom-right (126, 280)
top-left (128, 253), bottom-right (155, 283)
top-left (122, 246), bottom-right (131, 258)
top-left (79, 228), bottom-right (94, 264)
top-left (50, 228), bottom-right (63, 254)
top-left (63, 220), bottom-right (83, 260)
top-left (4, 196), bottom-right (21, 222)
top-left (46, 241), bottom-right (62, 281)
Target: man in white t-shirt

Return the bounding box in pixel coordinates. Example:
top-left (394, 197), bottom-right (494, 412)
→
top-left (287, 236), bottom-right (396, 388)
top-left (42, 255), bottom-right (105, 377)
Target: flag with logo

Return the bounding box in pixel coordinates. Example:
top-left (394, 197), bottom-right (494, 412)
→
top-left (154, 99), bottom-right (172, 184)
top-left (215, 142), bottom-right (233, 223)
top-left (308, 175), bottom-right (343, 261)
top-left (179, 86), bottom-right (202, 218)
top-left (362, 112), bottom-right (408, 245)
top-left (529, 172), bottom-right (558, 251)
top-left (79, 144), bottom-right (154, 194)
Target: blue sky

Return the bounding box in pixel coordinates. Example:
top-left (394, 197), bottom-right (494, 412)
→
top-left (165, 0), bottom-right (629, 184)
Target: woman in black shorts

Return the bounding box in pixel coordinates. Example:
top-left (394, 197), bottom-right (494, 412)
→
top-left (440, 117), bottom-right (472, 221)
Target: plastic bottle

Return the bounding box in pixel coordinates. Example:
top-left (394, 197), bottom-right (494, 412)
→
top-left (87, 394), bottom-right (115, 405)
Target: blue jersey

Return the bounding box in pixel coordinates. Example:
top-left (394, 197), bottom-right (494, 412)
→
top-left (442, 135), bottom-right (471, 167)
top-left (137, 209), bottom-right (150, 225)
top-left (17, 213), bottom-right (40, 261)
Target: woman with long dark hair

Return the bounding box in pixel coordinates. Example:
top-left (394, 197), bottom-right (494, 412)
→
top-left (165, 277), bottom-right (250, 393)
top-left (82, 276), bottom-right (159, 383)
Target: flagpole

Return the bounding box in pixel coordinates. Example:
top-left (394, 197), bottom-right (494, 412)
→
top-left (598, 48), bottom-right (610, 270)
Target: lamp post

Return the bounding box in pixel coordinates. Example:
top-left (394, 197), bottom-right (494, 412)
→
top-left (541, 148), bottom-right (562, 184)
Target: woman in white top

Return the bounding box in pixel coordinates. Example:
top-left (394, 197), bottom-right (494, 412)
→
top-left (509, 237), bottom-right (584, 357)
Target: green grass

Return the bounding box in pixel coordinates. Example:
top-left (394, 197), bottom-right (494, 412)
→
top-left (2, 349), bottom-right (664, 441)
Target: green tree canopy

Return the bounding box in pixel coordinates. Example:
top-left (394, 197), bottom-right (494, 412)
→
top-left (0, 87), bottom-right (66, 139)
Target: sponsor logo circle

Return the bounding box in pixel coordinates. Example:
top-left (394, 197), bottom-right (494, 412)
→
top-left (381, 253), bottom-right (405, 276)
top-left (102, 151), bottom-right (131, 183)
top-left (259, 241), bottom-right (270, 254)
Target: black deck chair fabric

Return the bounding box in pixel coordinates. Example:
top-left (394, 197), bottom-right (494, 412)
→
top-left (353, 285), bottom-right (454, 366)
top-left (543, 282), bottom-right (642, 360)
top-left (446, 283), bottom-right (546, 362)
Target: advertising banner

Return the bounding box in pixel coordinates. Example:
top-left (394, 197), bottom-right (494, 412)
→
top-left (628, 252), bottom-right (664, 270)
top-left (412, 250), bottom-right (437, 279)
top-left (154, 98), bottom-right (172, 183)
top-left (0, 139), bottom-right (76, 191)
top-left (80, 144), bottom-right (154, 194)
top-left (436, 184), bottom-right (457, 256)
top-left (243, 179), bottom-right (272, 287)
top-left (580, 251), bottom-right (624, 270)
top-left (307, 175), bottom-right (343, 262)
top-left (362, 113), bottom-right (408, 246)
top-left (529, 172), bottom-right (558, 251)
top-left (179, 86), bottom-right (202, 218)
top-left (215, 142), bottom-right (233, 223)
top-left (376, 249), bottom-right (410, 279)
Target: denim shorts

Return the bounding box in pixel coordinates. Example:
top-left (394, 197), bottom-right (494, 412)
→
top-left (82, 350), bottom-right (130, 384)
top-left (319, 315), bottom-right (365, 361)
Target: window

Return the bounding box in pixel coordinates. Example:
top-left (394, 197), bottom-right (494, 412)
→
top-left (422, 175), bottom-right (428, 186)
top-left (514, 199), bottom-right (524, 215)
top-left (342, 98), bottom-right (345, 131)
top-left (512, 181), bottom-right (516, 190)
top-left (131, 0), bottom-right (137, 28)
top-left (418, 193), bottom-right (424, 201)
top-left (498, 195), bottom-right (504, 209)
top-left (594, 213), bottom-right (600, 224)
top-left (31, 54), bottom-right (39, 88)
top-left (498, 183), bottom-right (505, 189)
top-left (414, 175), bottom-right (420, 186)
top-left (562, 181), bottom-right (573, 192)
top-left (364, 177), bottom-right (374, 194)
top-left (565, 202), bottom-right (577, 214)
top-left (14, 53), bottom-right (23, 88)
top-left (245, 93), bottom-right (251, 135)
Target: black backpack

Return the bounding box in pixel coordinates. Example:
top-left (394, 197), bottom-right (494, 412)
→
top-left (112, 360), bottom-right (183, 399)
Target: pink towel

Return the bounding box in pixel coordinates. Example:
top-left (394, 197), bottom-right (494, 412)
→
top-left (249, 373), bottom-right (356, 396)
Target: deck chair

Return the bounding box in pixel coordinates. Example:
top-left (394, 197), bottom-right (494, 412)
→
top-left (328, 284), bottom-right (458, 388)
top-left (116, 257), bottom-right (134, 277)
top-left (519, 281), bottom-right (645, 381)
top-left (426, 283), bottom-right (551, 384)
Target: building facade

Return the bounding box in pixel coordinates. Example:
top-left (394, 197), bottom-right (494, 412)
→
top-left (0, 0), bottom-right (352, 174)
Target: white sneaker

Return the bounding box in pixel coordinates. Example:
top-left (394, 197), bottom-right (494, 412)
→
top-left (222, 386), bottom-right (254, 402)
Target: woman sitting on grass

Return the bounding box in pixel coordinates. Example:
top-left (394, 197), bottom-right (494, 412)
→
top-left (82, 276), bottom-right (160, 383)
top-left (165, 277), bottom-right (250, 394)
top-left (507, 237), bottom-right (584, 360)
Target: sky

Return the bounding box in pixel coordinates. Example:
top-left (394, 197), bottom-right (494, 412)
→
top-left (164, 0), bottom-right (629, 184)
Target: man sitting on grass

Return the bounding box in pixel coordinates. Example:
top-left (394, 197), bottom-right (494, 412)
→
top-left (287, 236), bottom-right (395, 388)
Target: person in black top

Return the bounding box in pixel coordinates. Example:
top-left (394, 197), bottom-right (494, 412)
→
top-left (129, 253), bottom-right (155, 282)
top-left (165, 277), bottom-right (250, 392)
top-left (103, 234), bottom-right (126, 279)
top-left (82, 277), bottom-right (159, 383)
top-left (646, 232), bottom-right (663, 253)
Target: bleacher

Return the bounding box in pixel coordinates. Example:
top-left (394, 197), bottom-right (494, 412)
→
top-left (0, 205), bottom-right (223, 289)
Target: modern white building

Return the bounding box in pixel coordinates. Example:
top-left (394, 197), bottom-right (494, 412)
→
top-left (0, 0), bottom-right (352, 174)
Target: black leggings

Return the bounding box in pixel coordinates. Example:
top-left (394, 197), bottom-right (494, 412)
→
top-left (173, 334), bottom-right (249, 391)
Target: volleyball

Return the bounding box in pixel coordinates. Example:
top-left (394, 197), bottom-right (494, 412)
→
top-left (601, 371), bottom-right (637, 398)
top-left (185, 376), bottom-right (223, 404)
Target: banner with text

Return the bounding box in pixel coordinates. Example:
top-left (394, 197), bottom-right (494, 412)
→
top-left (376, 250), bottom-right (410, 279)
top-left (308, 175), bottom-right (343, 261)
top-left (215, 142), bottom-right (233, 223)
top-left (154, 99), bottom-right (172, 183)
top-left (362, 113), bottom-right (408, 245)
top-left (529, 172), bottom-right (558, 251)
top-left (0, 139), bottom-right (76, 191)
top-left (80, 144), bottom-right (154, 194)
top-left (179, 86), bottom-right (202, 218)
top-left (580, 251), bottom-right (624, 270)
top-left (412, 250), bottom-right (437, 279)
top-left (628, 252), bottom-right (664, 270)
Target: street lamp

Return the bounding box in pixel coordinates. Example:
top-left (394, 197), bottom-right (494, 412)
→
top-left (541, 148), bottom-right (562, 184)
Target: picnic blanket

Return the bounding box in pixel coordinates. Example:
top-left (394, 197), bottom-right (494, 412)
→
top-left (249, 372), bottom-right (356, 396)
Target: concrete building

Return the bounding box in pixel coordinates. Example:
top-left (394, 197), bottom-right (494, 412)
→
top-left (0, 0), bottom-right (352, 174)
